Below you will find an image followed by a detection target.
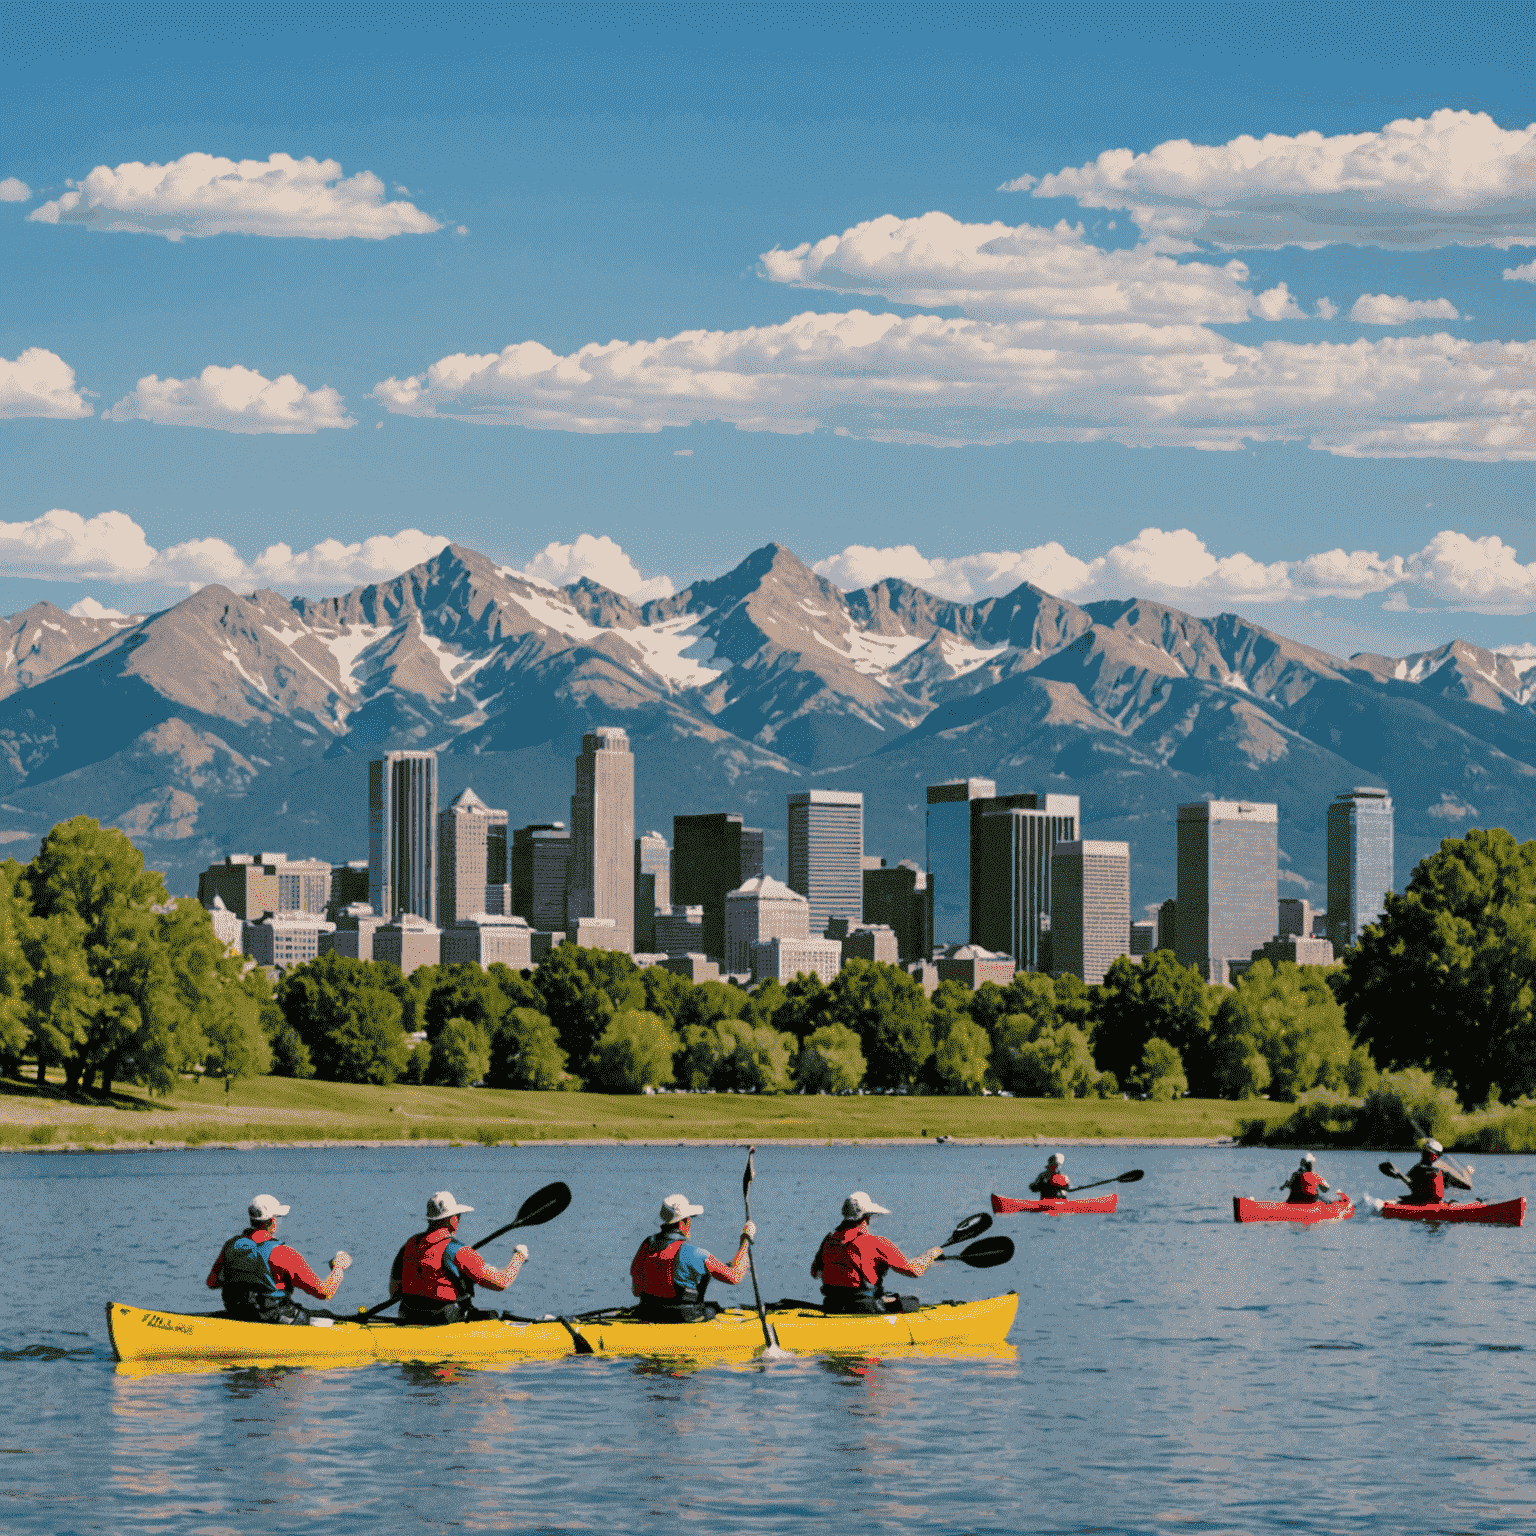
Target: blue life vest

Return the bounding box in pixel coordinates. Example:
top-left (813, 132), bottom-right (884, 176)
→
top-left (220, 1231), bottom-right (291, 1320)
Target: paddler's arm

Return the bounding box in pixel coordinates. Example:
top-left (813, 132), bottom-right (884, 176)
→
top-left (389, 1244), bottom-right (405, 1298)
top-left (703, 1223), bottom-right (756, 1286)
top-left (205, 1253), bottom-right (224, 1290)
top-left (875, 1235), bottom-right (942, 1279)
top-left (456, 1244), bottom-right (528, 1293)
top-left (270, 1244), bottom-right (350, 1301)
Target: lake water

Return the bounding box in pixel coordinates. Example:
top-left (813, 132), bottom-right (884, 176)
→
top-left (4, 1143), bottom-right (1533, 1535)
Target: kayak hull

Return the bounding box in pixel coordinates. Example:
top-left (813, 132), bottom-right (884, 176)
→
top-left (991, 1193), bottom-right (1118, 1214)
top-left (1379, 1196), bottom-right (1525, 1226)
top-left (1233, 1195), bottom-right (1355, 1223)
top-left (107, 1292), bottom-right (1019, 1369)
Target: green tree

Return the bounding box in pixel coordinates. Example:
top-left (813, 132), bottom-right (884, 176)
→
top-left (276, 953), bottom-right (411, 1084)
top-left (417, 963), bottom-right (512, 1042)
top-left (1210, 960), bottom-right (1361, 1101)
top-left (1132, 1037), bottom-right (1188, 1100)
top-left (823, 960), bottom-right (933, 1089)
top-left (992, 1012), bottom-right (1101, 1098)
top-left (0, 861), bottom-right (33, 1077)
top-left (1092, 952), bottom-right (1213, 1092)
top-left (586, 1009), bottom-right (680, 1093)
top-left (487, 1007), bottom-right (567, 1089)
top-left (930, 1013), bottom-right (991, 1094)
top-left (1352, 1067), bottom-right (1460, 1148)
top-left (202, 969), bottom-right (273, 1087)
top-left (428, 1017), bottom-right (492, 1087)
top-left (679, 1017), bottom-right (796, 1093)
top-left (674, 978), bottom-right (750, 1033)
top-left (794, 1023), bottom-right (865, 1093)
top-left (1339, 828), bottom-right (1536, 1105)
top-left (768, 972), bottom-right (833, 1042)
top-left (640, 964), bottom-right (694, 1025)
top-left (534, 946), bottom-right (642, 1066)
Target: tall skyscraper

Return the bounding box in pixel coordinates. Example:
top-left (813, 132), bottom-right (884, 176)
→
top-left (973, 794), bottom-right (1079, 969)
top-left (438, 787), bottom-right (508, 928)
top-left (788, 791), bottom-right (864, 937)
top-left (1051, 839), bottom-right (1131, 985)
top-left (863, 858), bottom-right (933, 962)
top-left (1327, 787), bottom-right (1394, 951)
top-left (369, 751), bottom-right (438, 922)
top-left (1175, 800), bottom-right (1278, 984)
top-left (673, 811), bottom-right (765, 959)
top-left (634, 830), bottom-right (670, 952)
top-left (568, 727), bottom-right (635, 953)
top-left (512, 823), bottom-right (570, 931)
top-left (925, 778), bottom-right (996, 946)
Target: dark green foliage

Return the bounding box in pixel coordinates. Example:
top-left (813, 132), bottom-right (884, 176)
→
top-left (674, 978), bottom-right (750, 1032)
top-left (1131, 1037), bottom-right (1187, 1100)
top-left (822, 959), bottom-right (934, 1089)
top-left (768, 972), bottom-right (833, 1043)
top-left (532, 945), bottom-right (643, 1066)
top-left (639, 965), bottom-right (693, 1024)
top-left (269, 1024), bottom-right (316, 1079)
top-left (992, 1013), bottom-right (1099, 1097)
top-left (794, 1023), bottom-right (865, 1093)
top-left (585, 1009), bottom-right (679, 1093)
top-left (275, 952), bottom-right (411, 1084)
top-left (1092, 953), bottom-right (1213, 1091)
top-left (486, 1007), bottom-right (567, 1090)
top-left (929, 1012), bottom-right (991, 1095)
top-left (1351, 1067), bottom-right (1460, 1148)
top-left (427, 1017), bottom-right (492, 1087)
top-left (679, 1017), bottom-right (796, 1092)
top-left (417, 964), bottom-right (513, 1041)
top-left (1339, 828), bottom-right (1536, 1106)
top-left (401, 1041), bottom-right (431, 1085)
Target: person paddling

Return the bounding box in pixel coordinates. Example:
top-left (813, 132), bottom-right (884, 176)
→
top-left (390, 1191), bottom-right (529, 1325)
top-left (1029, 1152), bottom-right (1070, 1199)
top-left (1282, 1153), bottom-right (1332, 1204)
top-left (1404, 1139), bottom-right (1472, 1205)
top-left (630, 1193), bottom-right (754, 1322)
top-left (206, 1194), bottom-right (352, 1325)
top-left (811, 1191), bottom-right (943, 1315)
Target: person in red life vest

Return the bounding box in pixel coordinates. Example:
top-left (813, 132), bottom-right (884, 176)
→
top-left (811, 1191), bottom-right (943, 1315)
top-left (1282, 1153), bottom-right (1332, 1204)
top-left (629, 1193), bottom-right (754, 1323)
top-left (1404, 1139), bottom-right (1473, 1204)
top-left (1029, 1152), bottom-right (1070, 1199)
top-left (390, 1190), bottom-right (529, 1325)
top-left (206, 1193), bottom-right (352, 1324)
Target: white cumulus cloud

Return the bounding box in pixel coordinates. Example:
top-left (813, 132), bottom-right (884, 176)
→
top-left (28, 152), bottom-right (441, 240)
top-left (67, 597), bottom-right (130, 619)
top-left (518, 534), bottom-right (674, 601)
top-left (1348, 293), bottom-right (1461, 324)
top-left (813, 527), bottom-right (1536, 615)
top-left (0, 348), bottom-right (94, 419)
top-left (758, 211), bottom-right (1313, 325)
top-left (104, 365), bottom-right (354, 434)
top-left (0, 177), bottom-right (31, 202)
top-left (1504, 259), bottom-right (1536, 282)
top-left (373, 310), bottom-right (1535, 460)
top-left (0, 510), bottom-right (447, 593)
top-left (1005, 109), bottom-right (1536, 249)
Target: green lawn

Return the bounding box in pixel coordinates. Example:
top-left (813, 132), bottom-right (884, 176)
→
top-left (0, 1071), bottom-right (1288, 1148)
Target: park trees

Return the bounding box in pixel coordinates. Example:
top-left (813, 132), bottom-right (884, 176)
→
top-left (586, 1009), bottom-right (679, 1093)
top-left (275, 952), bottom-right (411, 1084)
top-left (1339, 828), bottom-right (1536, 1106)
top-left (823, 960), bottom-right (934, 1089)
top-left (486, 1007), bottom-right (567, 1090)
top-left (794, 1023), bottom-right (865, 1093)
top-left (1092, 953), bottom-right (1213, 1092)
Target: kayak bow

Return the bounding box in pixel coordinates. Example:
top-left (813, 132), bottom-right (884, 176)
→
top-left (1232, 1195), bottom-right (1355, 1223)
top-left (1379, 1197), bottom-right (1525, 1226)
top-left (991, 1193), bottom-right (1118, 1215)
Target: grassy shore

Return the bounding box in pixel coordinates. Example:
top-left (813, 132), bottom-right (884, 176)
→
top-left (0, 1071), bottom-right (1287, 1148)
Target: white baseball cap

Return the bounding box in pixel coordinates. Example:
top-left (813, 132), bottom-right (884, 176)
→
top-left (427, 1190), bottom-right (475, 1220)
top-left (1424, 1138), bottom-right (1444, 1156)
top-left (1301, 1153), bottom-right (1316, 1166)
top-left (842, 1191), bottom-right (891, 1220)
top-left (659, 1193), bottom-right (705, 1225)
top-left (1049, 1152), bottom-right (1065, 1166)
top-left (248, 1194), bottom-right (290, 1223)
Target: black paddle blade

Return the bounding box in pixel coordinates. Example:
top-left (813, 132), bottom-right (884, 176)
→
top-left (1118, 1169), bottom-right (1146, 1183)
top-left (1379, 1162), bottom-right (1401, 1178)
top-left (743, 1144), bottom-right (756, 1198)
top-left (948, 1236), bottom-right (1014, 1269)
top-left (515, 1181), bottom-right (572, 1229)
top-left (944, 1212), bottom-right (992, 1247)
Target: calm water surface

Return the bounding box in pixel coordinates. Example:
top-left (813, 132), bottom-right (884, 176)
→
top-left (3, 1143), bottom-right (1533, 1534)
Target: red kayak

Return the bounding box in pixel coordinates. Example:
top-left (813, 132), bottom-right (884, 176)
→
top-left (991, 1193), bottom-right (1118, 1215)
top-left (1232, 1195), bottom-right (1354, 1224)
top-left (1380, 1196), bottom-right (1525, 1227)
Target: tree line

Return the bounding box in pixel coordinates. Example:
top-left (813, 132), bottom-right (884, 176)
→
top-left (5, 820), bottom-right (1534, 1112)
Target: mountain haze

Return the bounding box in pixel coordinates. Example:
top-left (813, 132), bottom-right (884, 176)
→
top-left (0, 541), bottom-right (1530, 919)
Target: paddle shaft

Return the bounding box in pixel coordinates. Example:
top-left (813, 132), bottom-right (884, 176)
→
top-left (742, 1146), bottom-right (780, 1351)
top-left (1061, 1170), bottom-right (1144, 1195)
top-left (1404, 1113), bottom-right (1475, 1183)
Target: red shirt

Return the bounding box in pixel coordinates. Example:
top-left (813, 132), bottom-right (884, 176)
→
top-left (811, 1224), bottom-right (921, 1290)
top-left (206, 1229), bottom-right (329, 1299)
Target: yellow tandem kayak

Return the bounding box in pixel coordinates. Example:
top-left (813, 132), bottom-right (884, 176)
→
top-left (107, 1293), bottom-right (1019, 1371)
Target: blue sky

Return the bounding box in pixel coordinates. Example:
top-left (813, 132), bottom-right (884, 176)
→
top-left (2, 1), bottom-right (1532, 658)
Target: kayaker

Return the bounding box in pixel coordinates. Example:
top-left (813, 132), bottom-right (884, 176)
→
top-left (1282, 1153), bottom-right (1332, 1204)
top-left (811, 1191), bottom-right (943, 1315)
top-left (629, 1193), bottom-right (755, 1323)
top-left (205, 1193), bottom-right (352, 1324)
top-left (389, 1190), bottom-right (529, 1325)
top-left (1029, 1152), bottom-right (1070, 1199)
top-left (1404, 1139), bottom-right (1472, 1204)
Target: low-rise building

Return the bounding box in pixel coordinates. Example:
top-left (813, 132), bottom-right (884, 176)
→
top-left (1129, 920), bottom-right (1157, 956)
top-left (572, 916), bottom-right (626, 952)
top-left (936, 944), bottom-right (1016, 990)
top-left (654, 905), bottom-right (708, 958)
top-left (201, 853), bottom-right (332, 919)
top-left (320, 901), bottom-right (386, 961)
top-left (725, 876), bottom-right (809, 972)
top-left (750, 935), bottom-right (843, 986)
top-left (327, 860), bottom-right (371, 918)
top-left (861, 858), bottom-right (933, 962)
top-left (243, 912), bottom-right (335, 970)
top-left (531, 931), bottom-right (565, 962)
top-left (206, 895), bottom-right (243, 955)
top-left (1253, 933), bottom-right (1336, 968)
top-left (664, 953), bottom-right (721, 983)
top-left (841, 923), bottom-right (900, 966)
top-left (441, 912), bottom-right (534, 970)
top-left (373, 913), bottom-right (441, 976)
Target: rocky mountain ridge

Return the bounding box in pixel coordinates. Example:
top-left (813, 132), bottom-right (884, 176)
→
top-left (0, 540), bottom-right (1531, 916)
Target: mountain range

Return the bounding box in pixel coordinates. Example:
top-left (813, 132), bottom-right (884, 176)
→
top-left (0, 540), bottom-right (1531, 927)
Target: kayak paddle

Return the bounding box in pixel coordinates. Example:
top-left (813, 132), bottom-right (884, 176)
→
top-left (938, 1212), bottom-right (992, 1247)
top-left (743, 1146), bottom-right (791, 1359)
top-left (1379, 1161), bottom-right (1411, 1187)
top-left (934, 1235), bottom-right (1015, 1269)
top-left (1403, 1113), bottom-right (1477, 1185)
top-left (353, 1180), bottom-right (573, 1323)
top-left (1062, 1169), bottom-right (1144, 1195)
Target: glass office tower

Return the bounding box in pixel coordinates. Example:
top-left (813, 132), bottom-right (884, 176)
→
top-left (925, 778), bottom-right (995, 947)
top-left (1326, 787), bottom-right (1394, 951)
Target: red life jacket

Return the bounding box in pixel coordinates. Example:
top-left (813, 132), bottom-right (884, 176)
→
top-left (1038, 1172), bottom-right (1070, 1198)
top-left (399, 1228), bottom-right (472, 1301)
top-left (1406, 1164), bottom-right (1445, 1203)
top-left (1288, 1170), bottom-right (1324, 1203)
top-left (634, 1237), bottom-right (686, 1299)
top-left (818, 1226), bottom-right (885, 1293)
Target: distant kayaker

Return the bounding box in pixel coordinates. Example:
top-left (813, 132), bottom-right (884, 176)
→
top-left (630, 1193), bottom-right (754, 1322)
top-left (206, 1193), bottom-right (352, 1324)
top-left (1029, 1153), bottom-right (1070, 1199)
top-left (389, 1191), bottom-right (529, 1325)
top-left (1282, 1153), bottom-right (1332, 1204)
top-left (1404, 1139), bottom-right (1472, 1204)
top-left (811, 1191), bottom-right (942, 1314)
